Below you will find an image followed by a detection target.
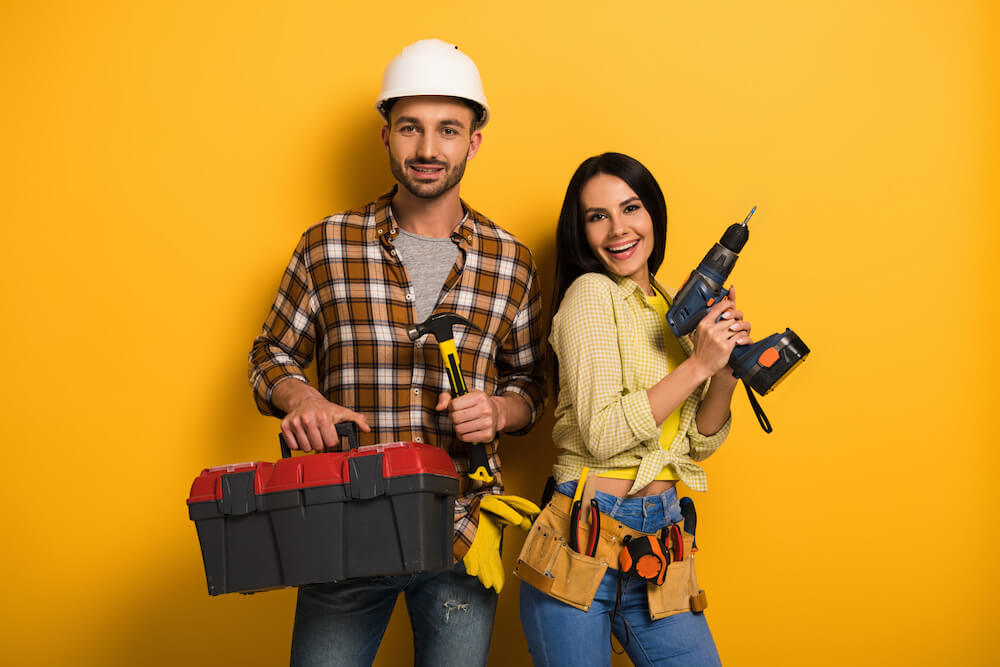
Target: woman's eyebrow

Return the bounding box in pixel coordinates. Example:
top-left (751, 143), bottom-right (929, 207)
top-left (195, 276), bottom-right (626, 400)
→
top-left (619, 196), bottom-right (641, 207)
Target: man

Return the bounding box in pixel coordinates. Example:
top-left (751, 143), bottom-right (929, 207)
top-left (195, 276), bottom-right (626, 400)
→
top-left (248, 39), bottom-right (546, 666)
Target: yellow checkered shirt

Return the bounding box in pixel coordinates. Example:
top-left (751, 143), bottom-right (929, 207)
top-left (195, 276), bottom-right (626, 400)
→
top-left (550, 272), bottom-right (731, 494)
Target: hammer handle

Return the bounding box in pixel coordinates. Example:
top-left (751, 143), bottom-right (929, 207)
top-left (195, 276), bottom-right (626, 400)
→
top-left (438, 340), bottom-right (494, 484)
top-left (440, 339), bottom-right (468, 396)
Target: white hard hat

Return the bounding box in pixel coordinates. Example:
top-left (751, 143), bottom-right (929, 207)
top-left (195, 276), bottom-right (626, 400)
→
top-left (376, 39), bottom-right (490, 128)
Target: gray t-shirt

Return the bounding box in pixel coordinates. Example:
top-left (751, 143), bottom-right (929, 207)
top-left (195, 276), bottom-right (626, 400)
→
top-left (393, 228), bottom-right (461, 323)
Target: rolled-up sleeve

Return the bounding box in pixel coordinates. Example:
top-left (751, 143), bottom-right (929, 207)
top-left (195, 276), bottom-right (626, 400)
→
top-left (495, 260), bottom-right (547, 434)
top-left (686, 397), bottom-right (731, 462)
top-left (551, 276), bottom-right (660, 460)
top-left (248, 235), bottom-right (316, 416)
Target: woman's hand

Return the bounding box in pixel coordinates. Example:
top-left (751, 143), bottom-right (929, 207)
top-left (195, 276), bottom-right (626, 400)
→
top-left (690, 286), bottom-right (752, 380)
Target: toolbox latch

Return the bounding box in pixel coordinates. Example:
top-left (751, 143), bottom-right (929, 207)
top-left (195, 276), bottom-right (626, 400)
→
top-left (221, 470), bottom-right (257, 515)
top-left (348, 454), bottom-right (385, 500)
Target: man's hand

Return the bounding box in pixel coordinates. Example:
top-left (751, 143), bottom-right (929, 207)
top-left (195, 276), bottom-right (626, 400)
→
top-left (273, 379), bottom-right (370, 452)
top-left (436, 390), bottom-right (505, 442)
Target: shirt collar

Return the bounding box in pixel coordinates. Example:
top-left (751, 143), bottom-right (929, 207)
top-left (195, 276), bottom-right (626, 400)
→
top-left (610, 273), bottom-right (693, 350)
top-left (369, 185), bottom-right (476, 251)
top-left (370, 186), bottom-right (399, 242)
top-left (451, 205), bottom-right (477, 251)
top-left (608, 273), bottom-right (672, 306)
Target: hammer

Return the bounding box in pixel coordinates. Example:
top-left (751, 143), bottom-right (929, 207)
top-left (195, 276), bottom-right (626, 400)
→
top-left (407, 313), bottom-right (494, 483)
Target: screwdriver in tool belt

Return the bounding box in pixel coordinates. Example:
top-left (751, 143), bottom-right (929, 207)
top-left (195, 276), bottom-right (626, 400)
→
top-left (568, 467), bottom-right (588, 552)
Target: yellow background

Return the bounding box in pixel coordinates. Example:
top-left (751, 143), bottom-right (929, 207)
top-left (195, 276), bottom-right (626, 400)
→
top-left (2, 1), bottom-right (997, 664)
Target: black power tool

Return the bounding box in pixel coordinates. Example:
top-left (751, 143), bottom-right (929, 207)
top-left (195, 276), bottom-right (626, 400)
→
top-left (666, 208), bottom-right (809, 432)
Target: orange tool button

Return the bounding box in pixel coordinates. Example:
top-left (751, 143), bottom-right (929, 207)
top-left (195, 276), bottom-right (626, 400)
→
top-left (758, 347), bottom-right (780, 368)
top-left (706, 298), bottom-right (715, 307)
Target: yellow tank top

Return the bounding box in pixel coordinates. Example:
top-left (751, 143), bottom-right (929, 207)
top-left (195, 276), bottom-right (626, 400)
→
top-left (598, 287), bottom-right (685, 481)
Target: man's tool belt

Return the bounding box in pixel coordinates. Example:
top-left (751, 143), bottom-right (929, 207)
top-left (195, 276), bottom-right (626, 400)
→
top-left (514, 492), bottom-right (707, 619)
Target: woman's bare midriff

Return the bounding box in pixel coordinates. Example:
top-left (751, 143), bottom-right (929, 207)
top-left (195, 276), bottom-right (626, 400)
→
top-left (592, 476), bottom-right (677, 498)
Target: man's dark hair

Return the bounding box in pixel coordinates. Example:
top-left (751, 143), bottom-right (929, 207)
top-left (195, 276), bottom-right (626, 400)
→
top-left (550, 152), bottom-right (668, 319)
top-left (380, 97), bottom-right (485, 133)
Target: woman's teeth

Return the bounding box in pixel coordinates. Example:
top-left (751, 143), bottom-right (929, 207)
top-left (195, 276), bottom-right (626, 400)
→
top-left (607, 240), bottom-right (639, 254)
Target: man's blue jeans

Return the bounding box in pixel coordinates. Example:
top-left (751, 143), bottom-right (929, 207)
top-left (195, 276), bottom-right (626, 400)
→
top-left (519, 483), bottom-right (721, 666)
top-left (290, 561), bottom-right (497, 667)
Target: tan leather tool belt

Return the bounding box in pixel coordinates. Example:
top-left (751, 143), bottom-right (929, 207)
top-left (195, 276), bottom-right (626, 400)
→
top-left (514, 492), bottom-right (708, 619)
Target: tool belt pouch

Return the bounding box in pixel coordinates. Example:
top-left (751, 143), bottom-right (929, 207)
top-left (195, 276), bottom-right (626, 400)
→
top-left (646, 528), bottom-right (708, 620)
top-left (514, 501), bottom-right (607, 612)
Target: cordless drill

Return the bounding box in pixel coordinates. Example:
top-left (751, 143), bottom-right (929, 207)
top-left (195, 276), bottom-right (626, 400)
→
top-left (666, 208), bottom-right (809, 431)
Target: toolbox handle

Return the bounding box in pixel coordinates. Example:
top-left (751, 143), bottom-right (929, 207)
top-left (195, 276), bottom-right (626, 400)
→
top-left (277, 422), bottom-right (361, 458)
top-left (336, 422), bottom-right (361, 450)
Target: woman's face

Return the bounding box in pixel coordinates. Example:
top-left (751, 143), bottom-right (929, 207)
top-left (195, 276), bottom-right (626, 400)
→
top-left (580, 173), bottom-right (655, 289)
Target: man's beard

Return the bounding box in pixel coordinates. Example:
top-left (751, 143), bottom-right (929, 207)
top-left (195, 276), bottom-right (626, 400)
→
top-left (389, 152), bottom-right (468, 200)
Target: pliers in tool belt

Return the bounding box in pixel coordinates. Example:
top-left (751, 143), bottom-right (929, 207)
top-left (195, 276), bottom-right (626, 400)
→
top-left (663, 523), bottom-right (684, 562)
top-left (569, 498), bottom-right (600, 557)
top-left (584, 499), bottom-right (600, 557)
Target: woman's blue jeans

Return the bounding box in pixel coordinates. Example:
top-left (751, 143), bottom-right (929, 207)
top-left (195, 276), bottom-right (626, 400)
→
top-left (290, 561), bottom-right (497, 667)
top-left (519, 482), bottom-right (721, 666)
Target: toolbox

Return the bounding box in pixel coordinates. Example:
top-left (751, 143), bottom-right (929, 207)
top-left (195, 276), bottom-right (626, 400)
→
top-left (187, 425), bottom-right (461, 595)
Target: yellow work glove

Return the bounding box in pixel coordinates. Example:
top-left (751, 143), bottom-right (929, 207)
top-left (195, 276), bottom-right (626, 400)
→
top-left (463, 494), bottom-right (541, 593)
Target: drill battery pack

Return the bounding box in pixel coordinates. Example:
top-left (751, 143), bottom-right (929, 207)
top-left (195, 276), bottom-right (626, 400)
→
top-left (731, 328), bottom-right (810, 396)
top-left (186, 435), bottom-right (460, 595)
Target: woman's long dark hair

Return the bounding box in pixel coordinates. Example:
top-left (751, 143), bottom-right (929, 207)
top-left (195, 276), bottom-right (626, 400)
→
top-left (547, 153), bottom-right (669, 390)
top-left (550, 152), bottom-right (668, 319)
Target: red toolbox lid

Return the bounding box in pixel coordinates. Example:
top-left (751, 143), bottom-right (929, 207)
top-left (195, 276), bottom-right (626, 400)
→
top-left (262, 441), bottom-right (458, 494)
top-left (187, 461), bottom-right (275, 504)
top-left (372, 441), bottom-right (459, 478)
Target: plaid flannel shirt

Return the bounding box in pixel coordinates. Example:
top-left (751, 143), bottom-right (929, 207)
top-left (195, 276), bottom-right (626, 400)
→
top-left (550, 272), bottom-right (731, 494)
top-left (249, 187), bottom-right (546, 559)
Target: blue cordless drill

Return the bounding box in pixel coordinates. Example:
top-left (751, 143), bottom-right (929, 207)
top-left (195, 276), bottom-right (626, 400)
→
top-left (666, 208), bottom-right (809, 432)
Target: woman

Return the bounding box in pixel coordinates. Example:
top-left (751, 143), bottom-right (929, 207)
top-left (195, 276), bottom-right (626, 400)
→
top-left (517, 153), bottom-right (750, 666)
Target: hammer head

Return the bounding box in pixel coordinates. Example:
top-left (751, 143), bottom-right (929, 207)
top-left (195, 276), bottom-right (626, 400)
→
top-left (407, 312), bottom-right (481, 343)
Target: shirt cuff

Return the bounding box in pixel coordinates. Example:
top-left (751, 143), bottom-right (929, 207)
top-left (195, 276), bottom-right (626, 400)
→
top-left (495, 382), bottom-right (544, 436)
top-left (687, 413), bottom-right (731, 462)
top-left (621, 389), bottom-right (660, 443)
top-left (252, 367), bottom-right (310, 417)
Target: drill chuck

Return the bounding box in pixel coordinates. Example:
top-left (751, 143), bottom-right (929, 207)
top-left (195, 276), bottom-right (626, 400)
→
top-left (720, 222), bottom-right (749, 253)
top-left (720, 207), bottom-right (753, 252)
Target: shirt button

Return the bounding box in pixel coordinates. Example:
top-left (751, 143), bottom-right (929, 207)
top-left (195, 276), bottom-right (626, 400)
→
top-left (377, 227), bottom-right (384, 234)
top-left (405, 293), bottom-right (414, 301)
top-left (414, 435), bottom-right (423, 443)
top-left (465, 233), bottom-right (472, 241)
top-left (413, 388), bottom-right (421, 395)
top-left (390, 249), bottom-right (396, 256)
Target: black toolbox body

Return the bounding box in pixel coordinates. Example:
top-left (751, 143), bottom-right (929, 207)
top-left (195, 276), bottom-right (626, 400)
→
top-left (187, 440), bottom-right (460, 595)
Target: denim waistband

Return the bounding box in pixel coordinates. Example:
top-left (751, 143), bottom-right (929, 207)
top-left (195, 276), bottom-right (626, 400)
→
top-left (555, 480), bottom-right (684, 534)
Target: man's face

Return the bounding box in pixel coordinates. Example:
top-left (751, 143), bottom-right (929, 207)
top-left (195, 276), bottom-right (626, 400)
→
top-left (382, 96), bottom-right (482, 200)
